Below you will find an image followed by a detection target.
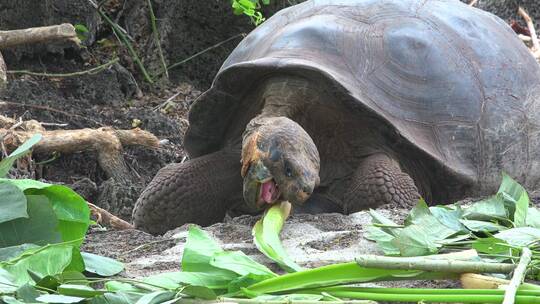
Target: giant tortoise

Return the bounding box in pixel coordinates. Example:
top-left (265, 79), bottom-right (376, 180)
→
top-left (133, 0), bottom-right (540, 234)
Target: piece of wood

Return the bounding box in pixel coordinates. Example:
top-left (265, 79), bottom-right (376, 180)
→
top-left (518, 7), bottom-right (540, 59)
top-left (0, 24), bottom-right (80, 49)
top-left (0, 116), bottom-right (159, 184)
top-left (88, 202), bottom-right (134, 230)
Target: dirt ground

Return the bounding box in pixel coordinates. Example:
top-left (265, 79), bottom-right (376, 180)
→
top-left (2, 0), bottom-right (540, 294)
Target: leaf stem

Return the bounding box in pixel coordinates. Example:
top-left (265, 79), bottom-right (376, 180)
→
top-left (503, 247), bottom-right (533, 304)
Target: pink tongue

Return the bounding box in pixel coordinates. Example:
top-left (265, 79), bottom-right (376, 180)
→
top-left (261, 180), bottom-right (276, 203)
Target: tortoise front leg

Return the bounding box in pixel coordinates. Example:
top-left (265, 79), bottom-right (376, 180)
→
top-left (132, 149), bottom-right (242, 235)
top-left (343, 153), bottom-right (420, 213)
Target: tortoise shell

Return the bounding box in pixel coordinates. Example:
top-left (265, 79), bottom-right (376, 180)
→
top-left (185, 0), bottom-right (540, 202)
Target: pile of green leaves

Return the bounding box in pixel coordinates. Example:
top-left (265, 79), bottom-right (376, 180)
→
top-left (366, 173), bottom-right (540, 278)
top-left (0, 135), bottom-right (124, 304)
top-left (231, 0), bottom-right (270, 25)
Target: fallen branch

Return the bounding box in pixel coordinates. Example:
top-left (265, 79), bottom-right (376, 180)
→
top-left (0, 24), bottom-right (80, 49)
top-left (88, 202), bottom-right (134, 230)
top-left (469, 0), bottom-right (478, 6)
top-left (8, 58), bottom-right (119, 77)
top-left (0, 116), bottom-right (160, 184)
top-left (518, 6), bottom-right (540, 58)
top-left (355, 255), bottom-right (516, 274)
top-left (503, 247), bottom-right (532, 304)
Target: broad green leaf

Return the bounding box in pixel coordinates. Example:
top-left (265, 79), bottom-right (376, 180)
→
top-left (391, 225), bottom-right (439, 256)
top-left (0, 195), bottom-right (61, 247)
top-left (497, 173), bottom-right (529, 225)
top-left (35, 275), bottom-right (61, 291)
top-left (0, 268), bottom-right (17, 293)
top-left (463, 196), bottom-right (507, 221)
top-left (58, 284), bottom-right (105, 298)
top-left (364, 226), bottom-right (400, 256)
top-left (1, 244), bottom-right (74, 286)
top-left (210, 251), bottom-right (276, 278)
top-left (429, 205), bottom-right (466, 232)
top-left (0, 181), bottom-right (28, 223)
top-left (36, 294), bottom-right (85, 303)
top-left (56, 271), bottom-right (87, 285)
top-left (15, 284), bottom-right (40, 302)
top-left (1, 296), bottom-right (24, 304)
top-left (143, 271), bottom-right (232, 290)
top-left (403, 200), bottom-right (457, 239)
top-left (181, 285), bottom-right (216, 300)
top-left (460, 219), bottom-right (507, 232)
top-left (368, 209), bottom-right (400, 236)
top-left (472, 237), bottom-right (511, 255)
top-left (181, 226), bottom-right (236, 280)
top-left (526, 208), bottom-right (540, 228)
top-left (89, 292), bottom-right (144, 304)
top-left (0, 244), bottom-right (39, 262)
top-left (495, 227), bottom-right (540, 247)
top-left (253, 201), bottom-right (303, 272)
top-left (227, 274), bottom-right (269, 293)
top-left (2, 179), bottom-right (90, 245)
top-left (404, 199), bottom-right (431, 225)
top-left (81, 252), bottom-right (124, 276)
top-left (105, 282), bottom-right (143, 293)
top-left (0, 134), bottom-right (42, 177)
top-left (134, 291), bottom-right (174, 304)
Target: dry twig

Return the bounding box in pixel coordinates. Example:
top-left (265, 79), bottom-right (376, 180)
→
top-left (469, 0), bottom-right (478, 7)
top-left (518, 6), bottom-right (540, 59)
top-left (88, 202), bottom-right (134, 230)
top-left (8, 58), bottom-right (119, 78)
top-left (0, 24), bottom-right (79, 49)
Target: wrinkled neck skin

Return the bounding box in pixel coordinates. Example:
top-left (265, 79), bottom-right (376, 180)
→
top-left (240, 78), bottom-right (321, 209)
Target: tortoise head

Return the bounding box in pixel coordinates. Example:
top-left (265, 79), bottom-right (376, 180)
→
top-left (241, 117), bottom-right (320, 210)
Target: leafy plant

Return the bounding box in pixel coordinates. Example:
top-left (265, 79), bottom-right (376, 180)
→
top-left (365, 173), bottom-right (540, 279)
top-left (231, 0), bottom-right (270, 25)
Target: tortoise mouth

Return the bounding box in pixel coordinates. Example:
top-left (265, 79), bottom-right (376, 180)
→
top-left (256, 178), bottom-right (281, 207)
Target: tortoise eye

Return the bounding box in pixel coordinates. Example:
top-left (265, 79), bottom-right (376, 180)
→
top-left (284, 161), bottom-right (293, 178)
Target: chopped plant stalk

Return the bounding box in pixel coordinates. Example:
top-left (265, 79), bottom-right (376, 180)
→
top-left (460, 273), bottom-right (540, 291)
top-left (253, 201), bottom-right (303, 272)
top-left (355, 255), bottom-right (515, 274)
top-left (503, 247), bottom-right (533, 304)
top-left (244, 262), bottom-right (454, 295)
top-left (311, 286), bottom-right (540, 296)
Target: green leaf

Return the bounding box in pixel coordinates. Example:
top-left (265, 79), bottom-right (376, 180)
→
top-left (134, 291), bottom-right (174, 304)
top-left (1, 243), bottom-right (74, 286)
top-left (3, 179), bottom-right (90, 245)
top-left (74, 24), bottom-right (89, 41)
top-left (429, 205), bottom-right (466, 232)
top-left (364, 226), bottom-right (400, 256)
top-left (105, 282), bottom-right (142, 293)
top-left (57, 284), bottom-right (105, 298)
top-left (35, 275), bottom-right (61, 291)
top-left (181, 286), bottom-right (217, 300)
top-left (391, 225), bottom-right (439, 256)
top-left (472, 237), bottom-right (511, 255)
top-left (463, 196), bottom-right (507, 221)
top-left (495, 227), bottom-right (540, 247)
top-left (81, 252), bottom-right (124, 276)
top-left (0, 244), bottom-right (39, 262)
top-left (404, 200), bottom-right (457, 239)
top-left (369, 209), bottom-right (400, 236)
top-left (89, 292), bottom-right (144, 304)
top-left (0, 268), bottom-right (17, 293)
top-left (405, 199), bottom-right (431, 225)
top-left (1, 296), bottom-right (24, 304)
top-left (15, 284), bottom-right (40, 302)
top-left (56, 271), bottom-right (87, 286)
top-left (227, 274), bottom-right (269, 293)
top-left (0, 134), bottom-right (42, 177)
top-left (181, 226), bottom-right (236, 280)
top-left (253, 202), bottom-right (303, 272)
top-left (526, 208), bottom-right (540, 228)
top-left (460, 219), bottom-right (508, 232)
top-left (0, 181), bottom-right (28, 223)
top-left (0, 195), bottom-right (62, 247)
top-left (143, 271), bottom-right (232, 290)
top-left (210, 251), bottom-right (276, 278)
top-left (36, 294), bottom-right (85, 303)
top-left (497, 173), bottom-right (529, 225)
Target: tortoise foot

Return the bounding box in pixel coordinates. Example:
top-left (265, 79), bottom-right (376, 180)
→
top-left (344, 153), bottom-right (420, 212)
top-left (132, 149), bottom-right (242, 235)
